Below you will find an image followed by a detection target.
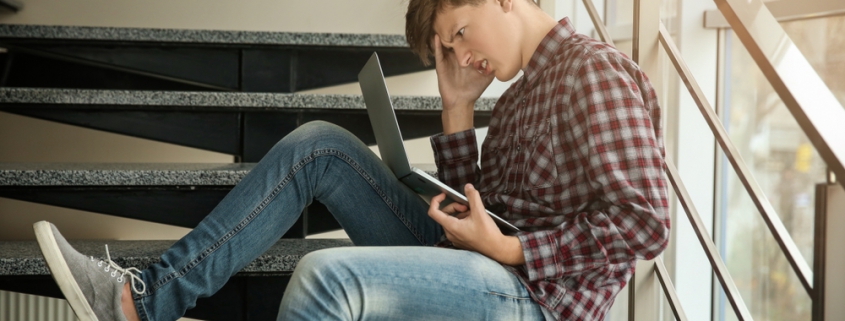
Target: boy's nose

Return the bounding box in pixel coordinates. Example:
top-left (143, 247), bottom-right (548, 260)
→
top-left (456, 47), bottom-right (472, 68)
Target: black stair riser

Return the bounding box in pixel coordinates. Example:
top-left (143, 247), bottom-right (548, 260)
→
top-left (0, 187), bottom-right (341, 238)
top-left (0, 44), bottom-right (429, 92)
top-left (2, 108), bottom-right (492, 162)
top-left (4, 109), bottom-right (242, 155)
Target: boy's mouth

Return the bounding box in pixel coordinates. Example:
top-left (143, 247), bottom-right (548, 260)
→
top-left (476, 59), bottom-right (490, 75)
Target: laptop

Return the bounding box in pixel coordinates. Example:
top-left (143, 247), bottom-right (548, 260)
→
top-left (358, 52), bottom-right (519, 234)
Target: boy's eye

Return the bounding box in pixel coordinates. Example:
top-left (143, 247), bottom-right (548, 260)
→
top-left (457, 28), bottom-right (465, 36)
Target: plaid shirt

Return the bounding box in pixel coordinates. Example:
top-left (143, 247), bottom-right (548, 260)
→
top-left (430, 18), bottom-right (670, 320)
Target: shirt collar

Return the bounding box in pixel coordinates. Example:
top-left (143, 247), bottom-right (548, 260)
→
top-left (521, 17), bottom-right (576, 87)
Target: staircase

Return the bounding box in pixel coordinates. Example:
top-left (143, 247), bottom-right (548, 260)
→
top-left (0, 23), bottom-right (492, 320)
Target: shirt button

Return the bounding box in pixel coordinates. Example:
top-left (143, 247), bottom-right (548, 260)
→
top-left (516, 145), bottom-right (521, 151)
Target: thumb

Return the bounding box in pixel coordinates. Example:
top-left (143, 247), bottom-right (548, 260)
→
top-left (465, 184), bottom-right (485, 215)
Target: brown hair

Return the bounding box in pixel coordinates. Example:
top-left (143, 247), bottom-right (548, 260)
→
top-left (405, 0), bottom-right (537, 65)
top-left (405, 0), bottom-right (486, 66)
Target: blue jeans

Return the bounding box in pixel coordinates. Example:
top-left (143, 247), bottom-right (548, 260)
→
top-left (132, 121), bottom-right (548, 320)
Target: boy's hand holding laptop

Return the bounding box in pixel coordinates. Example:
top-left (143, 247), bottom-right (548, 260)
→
top-left (426, 183), bottom-right (525, 266)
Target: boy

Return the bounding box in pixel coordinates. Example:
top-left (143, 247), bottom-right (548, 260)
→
top-left (34, 0), bottom-right (669, 320)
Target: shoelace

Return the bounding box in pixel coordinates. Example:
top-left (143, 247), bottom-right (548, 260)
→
top-left (89, 245), bottom-right (146, 295)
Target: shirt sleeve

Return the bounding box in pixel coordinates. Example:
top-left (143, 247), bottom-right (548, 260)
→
top-left (429, 128), bottom-right (480, 191)
top-left (517, 52), bottom-right (671, 281)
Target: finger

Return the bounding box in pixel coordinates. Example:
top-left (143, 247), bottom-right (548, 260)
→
top-left (440, 202), bottom-right (468, 214)
top-left (433, 34), bottom-right (443, 64)
top-left (455, 211), bottom-right (470, 220)
top-left (428, 202), bottom-right (457, 228)
top-left (465, 184), bottom-right (486, 215)
top-left (429, 193), bottom-right (446, 209)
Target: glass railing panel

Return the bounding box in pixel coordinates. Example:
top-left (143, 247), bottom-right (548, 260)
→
top-left (721, 26), bottom-right (828, 268)
top-left (716, 165), bottom-right (813, 320)
top-left (778, 15), bottom-right (845, 108)
top-left (713, 18), bottom-right (843, 319)
top-left (714, 0), bottom-right (845, 190)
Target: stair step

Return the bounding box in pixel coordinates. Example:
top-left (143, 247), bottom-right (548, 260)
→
top-left (0, 239), bottom-right (353, 276)
top-left (0, 163), bottom-right (438, 186)
top-left (0, 88), bottom-right (497, 111)
top-left (0, 163), bottom-right (253, 186)
top-left (0, 238), bottom-right (353, 320)
top-left (0, 24), bottom-right (408, 47)
top-left (0, 163), bottom-right (438, 232)
top-left (0, 89), bottom-right (494, 161)
top-left (0, 24), bottom-right (429, 93)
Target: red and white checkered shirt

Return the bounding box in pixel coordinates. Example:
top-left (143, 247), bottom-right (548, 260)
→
top-left (430, 18), bottom-right (670, 320)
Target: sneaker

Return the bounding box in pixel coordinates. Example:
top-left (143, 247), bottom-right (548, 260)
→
top-left (34, 221), bottom-right (146, 321)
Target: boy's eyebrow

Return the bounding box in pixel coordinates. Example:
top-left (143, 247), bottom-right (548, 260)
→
top-left (445, 22), bottom-right (459, 43)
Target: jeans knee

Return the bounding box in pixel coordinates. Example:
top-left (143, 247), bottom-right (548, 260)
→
top-left (279, 121), bottom-right (361, 153)
top-left (291, 249), bottom-right (345, 285)
top-left (281, 249), bottom-right (360, 319)
top-left (297, 120), bottom-right (342, 135)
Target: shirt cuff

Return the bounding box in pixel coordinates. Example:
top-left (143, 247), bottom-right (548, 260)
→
top-left (517, 229), bottom-right (568, 282)
top-left (429, 128), bottom-right (478, 168)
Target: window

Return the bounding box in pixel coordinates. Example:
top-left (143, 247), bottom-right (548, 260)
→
top-left (716, 13), bottom-right (845, 321)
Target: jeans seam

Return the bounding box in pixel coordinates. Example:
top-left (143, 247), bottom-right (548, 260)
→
top-left (148, 149), bottom-right (319, 292)
top-left (147, 147), bottom-right (428, 294)
top-left (134, 291), bottom-right (151, 321)
top-left (318, 149), bottom-right (428, 245)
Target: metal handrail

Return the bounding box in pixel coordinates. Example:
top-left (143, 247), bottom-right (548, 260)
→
top-left (654, 257), bottom-right (689, 321)
top-left (705, 0), bottom-right (845, 29)
top-left (580, 0), bottom-right (615, 47)
top-left (657, 22), bottom-right (813, 295)
top-left (0, 0), bottom-right (22, 13)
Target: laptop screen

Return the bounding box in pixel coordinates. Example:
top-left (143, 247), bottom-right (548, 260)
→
top-left (358, 53), bottom-right (414, 178)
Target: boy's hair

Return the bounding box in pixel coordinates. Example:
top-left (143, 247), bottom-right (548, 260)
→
top-left (405, 0), bottom-right (486, 66)
top-left (405, 0), bottom-right (536, 66)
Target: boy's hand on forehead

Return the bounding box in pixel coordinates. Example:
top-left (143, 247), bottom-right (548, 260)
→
top-left (433, 34), bottom-right (494, 113)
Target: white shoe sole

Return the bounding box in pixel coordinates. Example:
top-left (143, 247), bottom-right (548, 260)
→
top-left (34, 221), bottom-right (100, 321)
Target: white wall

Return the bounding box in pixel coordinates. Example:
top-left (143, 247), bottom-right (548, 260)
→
top-left (672, 1), bottom-right (720, 320)
top-left (0, 0), bottom-right (408, 34)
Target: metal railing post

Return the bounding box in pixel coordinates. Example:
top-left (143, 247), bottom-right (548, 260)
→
top-left (813, 183), bottom-right (845, 321)
top-left (628, 260), bottom-right (660, 320)
top-left (628, 0), bottom-right (663, 318)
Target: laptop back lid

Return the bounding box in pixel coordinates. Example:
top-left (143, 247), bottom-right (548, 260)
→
top-left (358, 52), bottom-right (413, 178)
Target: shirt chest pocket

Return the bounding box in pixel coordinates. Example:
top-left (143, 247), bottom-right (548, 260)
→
top-left (480, 134), bottom-right (510, 191)
top-left (521, 121), bottom-right (560, 190)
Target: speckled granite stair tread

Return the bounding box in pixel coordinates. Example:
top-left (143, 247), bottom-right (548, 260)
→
top-left (0, 239), bottom-right (353, 276)
top-left (0, 88), bottom-right (498, 111)
top-left (0, 163), bottom-right (438, 186)
top-left (0, 23), bottom-right (409, 47)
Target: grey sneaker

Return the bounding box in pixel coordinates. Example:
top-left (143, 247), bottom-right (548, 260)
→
top-left (34, 221), bottom-right (145, 321)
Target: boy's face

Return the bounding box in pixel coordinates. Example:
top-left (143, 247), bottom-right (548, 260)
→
top-left (433, 0), bottom-right (522, 81)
